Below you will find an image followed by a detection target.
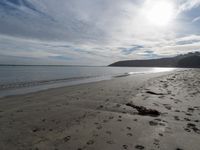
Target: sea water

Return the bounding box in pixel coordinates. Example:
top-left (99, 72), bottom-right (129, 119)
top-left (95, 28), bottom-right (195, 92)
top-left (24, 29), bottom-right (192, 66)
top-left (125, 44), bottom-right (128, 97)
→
top-left (0, 66), bottom-right (175, 97)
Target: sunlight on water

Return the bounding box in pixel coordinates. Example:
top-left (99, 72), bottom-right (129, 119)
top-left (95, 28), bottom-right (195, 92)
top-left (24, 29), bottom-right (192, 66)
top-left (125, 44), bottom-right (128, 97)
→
top-left (128, 67), bottom-right (176, 75)
top-left (152, 67), bottom-right (176, 73)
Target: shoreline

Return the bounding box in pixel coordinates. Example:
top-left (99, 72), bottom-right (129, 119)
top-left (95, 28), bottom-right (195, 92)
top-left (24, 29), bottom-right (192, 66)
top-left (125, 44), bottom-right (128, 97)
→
top-left (0, 69), bottom-right (199, 150)
top-left (0, 68), bottom-right (176, 98)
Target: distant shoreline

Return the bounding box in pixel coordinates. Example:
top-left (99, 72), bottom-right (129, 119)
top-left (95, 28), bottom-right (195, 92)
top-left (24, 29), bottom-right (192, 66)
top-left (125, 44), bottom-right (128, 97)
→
top-left (109, 52), bottom-right (200, 68)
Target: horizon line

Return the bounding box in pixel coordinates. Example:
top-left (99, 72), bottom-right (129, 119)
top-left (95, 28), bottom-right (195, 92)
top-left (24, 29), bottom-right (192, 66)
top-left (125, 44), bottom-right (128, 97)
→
top-left (0, 64), bottom-right (107, 67)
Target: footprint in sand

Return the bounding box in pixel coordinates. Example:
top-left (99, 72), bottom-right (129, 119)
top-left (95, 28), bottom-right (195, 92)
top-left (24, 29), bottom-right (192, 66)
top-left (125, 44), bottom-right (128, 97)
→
top-left (41, 118), bottom-right (46, 122)
top-left (115, 104), bottom-right (121, 108)
top-left (186, 123), bottom-right (200, 134)
top-left (87, 140), bottom-right (94, 145)
top-left (96, 125), bottom-right (102, 130)
top-left (117, 119), bottom-right (122, 122)
top-left (184, 128), bottom-right (191, 132)
top-left (106, 131), bottom-right (112, 135)
top-left (135, 145), bottom-right (145, 149)
top-left (98, 105), bottom-right (104, 109)
top-left (184, 118), bottom-right (191, 121)
top-left (149, 121), bottom-right (158, 126)
top-left (49, 128), bottom-right (53, 131)
top-left (153, 139), bottom-right (160, 147)
top-left (174, 116), bottom-right (180, 121)
top-left (122, 145), bottom-right (128, 149)
top-left (153, 103), bottom-right (159, 106)
top-left (187, 108), bottom-right (195, 113)
top-left (16, 109), bottom-right (23, 113)
top-left (109, 116), bottom-right (114, 120)
top-left (63, 136), bottom-right (71, 142)
top-left (93, 133), bottom-right (98, 137)
top-left (94, 122), bottom-right (99, 125)
top-left (153, 119), bottom-right (166, 126)
top-left (185, 113), bottom-right (192, 116)
top-left (32, 127), bottom-right (40, 133)
top-left (126, 127), bottom-right (131, 130)
top-left (174, 110), bottom-right (180, 112)
top-left (127, 133), bottom-right (133, 136)
top-left (163, 104), bottom-right (172, 110)
top-left (107, 140), bottom-right (114, 144)
top-left (105, 98), bottom-right (110, 102)
top-left (103, 120), bottom-right (108, 123)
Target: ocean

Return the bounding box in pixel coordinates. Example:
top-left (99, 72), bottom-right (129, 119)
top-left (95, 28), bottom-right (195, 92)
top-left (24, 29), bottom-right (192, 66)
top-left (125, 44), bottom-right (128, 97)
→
top-left (0, 66), bottom-right (175, 97)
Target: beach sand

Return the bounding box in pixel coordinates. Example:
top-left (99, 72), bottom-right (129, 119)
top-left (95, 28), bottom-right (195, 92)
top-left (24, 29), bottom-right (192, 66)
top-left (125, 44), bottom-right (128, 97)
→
top-left (0, 69), bottom-right (200, 150)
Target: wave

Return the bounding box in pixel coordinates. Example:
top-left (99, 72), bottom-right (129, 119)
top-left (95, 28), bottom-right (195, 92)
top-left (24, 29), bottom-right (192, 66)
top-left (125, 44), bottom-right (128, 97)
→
top-left (0, 76), bottom-right (93, 90)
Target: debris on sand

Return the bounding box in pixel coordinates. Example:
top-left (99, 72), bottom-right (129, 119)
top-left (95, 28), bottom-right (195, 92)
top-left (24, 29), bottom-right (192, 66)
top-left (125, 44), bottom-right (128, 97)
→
top-left (126, 103), bottom-right (160, 117)
top-left (146, 91), bottom-right (164, 95)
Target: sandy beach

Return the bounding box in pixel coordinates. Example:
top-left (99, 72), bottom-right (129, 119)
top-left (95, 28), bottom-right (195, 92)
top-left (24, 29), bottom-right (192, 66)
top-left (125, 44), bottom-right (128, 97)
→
top-left (0, 69), bottom-right (200, 150)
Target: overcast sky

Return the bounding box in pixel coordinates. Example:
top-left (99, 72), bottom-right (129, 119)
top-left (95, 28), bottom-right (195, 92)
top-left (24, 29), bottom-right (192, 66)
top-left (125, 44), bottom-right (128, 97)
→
top-left (0, 0), bottom-right (200, 65)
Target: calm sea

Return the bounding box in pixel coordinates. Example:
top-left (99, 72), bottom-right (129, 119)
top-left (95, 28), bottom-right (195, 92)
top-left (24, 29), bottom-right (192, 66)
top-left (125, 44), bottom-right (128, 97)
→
top-left (0, 66), bottom-right (175, 97)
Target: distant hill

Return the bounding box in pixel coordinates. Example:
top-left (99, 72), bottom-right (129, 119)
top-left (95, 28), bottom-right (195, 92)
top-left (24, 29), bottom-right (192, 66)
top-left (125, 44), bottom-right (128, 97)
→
top-left (109, 52), bottom-right (200, 68)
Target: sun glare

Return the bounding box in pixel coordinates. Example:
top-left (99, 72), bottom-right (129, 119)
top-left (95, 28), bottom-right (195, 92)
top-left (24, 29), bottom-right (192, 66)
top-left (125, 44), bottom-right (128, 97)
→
top-left (143, 0), bottom-right (175, 27)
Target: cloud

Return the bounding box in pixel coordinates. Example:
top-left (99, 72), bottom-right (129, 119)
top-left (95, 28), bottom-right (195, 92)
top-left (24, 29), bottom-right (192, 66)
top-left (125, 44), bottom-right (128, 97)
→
top-left (192, 16), bottom-right (200, 22)
top-left (0, 34), bottom-right (120, 65)
top-left (0, 0), bottom-right (200, 65)
top-left (178, 0), bottom-right (200, 12)
top-left (175, 35), bottom-right (200, 45)
top-left (148, 35), bottom-right (200, 56)
top-left (120, 45), bottom-right (144, 55)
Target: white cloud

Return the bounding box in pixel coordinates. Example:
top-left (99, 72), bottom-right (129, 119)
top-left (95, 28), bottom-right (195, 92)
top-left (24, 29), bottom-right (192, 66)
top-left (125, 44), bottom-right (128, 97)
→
top-left (192, 16), bottom-right (200, 22)
top-left (178, 0), bottom-right (200, 12)
top-left (0, 0), bottom-right (200, 65)
top-left (0, 34), bottom-right (121, 65)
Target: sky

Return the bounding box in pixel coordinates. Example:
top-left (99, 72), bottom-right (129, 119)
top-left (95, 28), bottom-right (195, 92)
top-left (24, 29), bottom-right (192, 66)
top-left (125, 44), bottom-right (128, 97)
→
top-left (0, 0), bottom-right (200, 65)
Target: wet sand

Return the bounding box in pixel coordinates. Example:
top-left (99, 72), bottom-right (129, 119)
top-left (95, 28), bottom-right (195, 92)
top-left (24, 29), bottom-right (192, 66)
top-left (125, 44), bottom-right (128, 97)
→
top-left (0, 69), bottom-right (200, 150)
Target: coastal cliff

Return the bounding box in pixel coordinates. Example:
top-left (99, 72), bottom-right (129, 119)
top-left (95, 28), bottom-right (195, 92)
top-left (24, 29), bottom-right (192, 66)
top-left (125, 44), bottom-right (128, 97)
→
top-left (109, 52), bottom-right (200, 68)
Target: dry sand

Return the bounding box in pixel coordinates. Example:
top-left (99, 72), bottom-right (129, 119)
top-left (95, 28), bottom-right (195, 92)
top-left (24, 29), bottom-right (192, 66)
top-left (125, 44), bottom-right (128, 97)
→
top-left (0, 69), bottom-right (200, 150)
